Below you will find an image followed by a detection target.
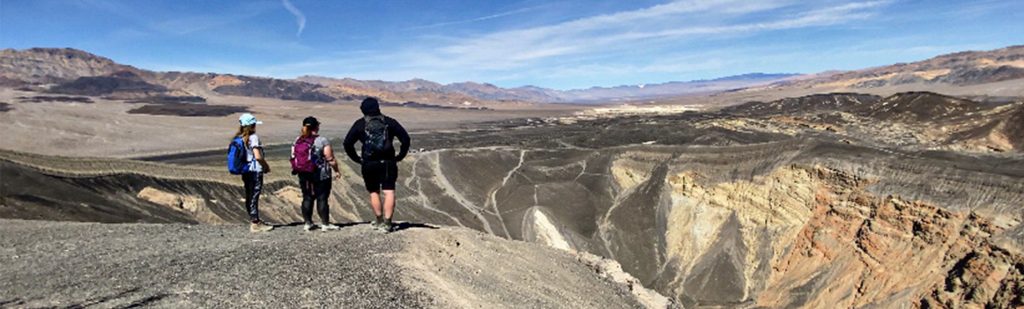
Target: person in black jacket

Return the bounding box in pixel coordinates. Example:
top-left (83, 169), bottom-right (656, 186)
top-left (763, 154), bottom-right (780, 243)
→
top-left (343, 97), bottom-right (410, 232)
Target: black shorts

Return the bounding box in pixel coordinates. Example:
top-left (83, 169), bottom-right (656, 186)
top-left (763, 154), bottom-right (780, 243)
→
top-left (361, 160), bottom-right (398, 192)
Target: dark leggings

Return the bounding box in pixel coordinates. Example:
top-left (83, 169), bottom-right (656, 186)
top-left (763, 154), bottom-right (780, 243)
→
top-left (242, 172), bottom-right (263, 223)
top-left (298, 172), bottom-right (332, 224)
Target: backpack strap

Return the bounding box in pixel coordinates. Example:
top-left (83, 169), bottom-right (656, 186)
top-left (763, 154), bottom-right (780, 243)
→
top-left (291, 136), bottom-right (299, 159)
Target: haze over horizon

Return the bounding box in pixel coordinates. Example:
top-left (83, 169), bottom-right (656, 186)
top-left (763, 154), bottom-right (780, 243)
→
top-left (2, 0), bottom-right (1022, 90)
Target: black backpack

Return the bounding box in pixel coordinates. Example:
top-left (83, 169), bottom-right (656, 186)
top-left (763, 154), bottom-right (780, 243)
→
top-left (362, 115), bottom-right (390, 159)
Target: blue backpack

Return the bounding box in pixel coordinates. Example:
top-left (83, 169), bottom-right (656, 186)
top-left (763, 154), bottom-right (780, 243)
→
top-left (227, 136), bottom-right (249, 175)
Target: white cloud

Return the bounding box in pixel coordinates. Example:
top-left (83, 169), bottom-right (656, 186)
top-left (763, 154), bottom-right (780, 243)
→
top-left (281, 0), bottom-right (307, 37)
top-left (406, 4), bottom-right (552, 30)
top-left (267, 0), bottom-right (894, 87)
top-left (423, 0), bottom-right (888, 70)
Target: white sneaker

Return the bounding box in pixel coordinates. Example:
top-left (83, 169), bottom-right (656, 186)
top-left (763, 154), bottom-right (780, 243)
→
top-left (321, 223), bottom-right (340, 231)
top-left (250, 222), bottom-right (274, 233)
top-left (303, 223), bottom-right (316, 232)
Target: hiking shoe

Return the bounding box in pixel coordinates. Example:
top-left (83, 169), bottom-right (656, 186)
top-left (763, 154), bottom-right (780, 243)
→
top-left (380, 221), bottom-right (394, 234)
top-left (303, 223), bottom-right (316, 232)
top-left (250, 222), bottom-right (274, 233)
top-left (321, 224), bottom-right (341, 231)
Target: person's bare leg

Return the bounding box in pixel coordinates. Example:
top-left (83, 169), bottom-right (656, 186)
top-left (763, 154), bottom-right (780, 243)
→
top-left (382, 190), bottom-right (396, 219)
top-left (369, 192), bottom-right (383, 217)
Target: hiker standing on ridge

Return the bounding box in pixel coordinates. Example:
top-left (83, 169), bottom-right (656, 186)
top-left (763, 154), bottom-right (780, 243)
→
top-left (343, 97), bottom-right (411, 233)
top-left (227, 113), bottom-right (274, 232)
top-left (290, 116), bottom-right (342, 232)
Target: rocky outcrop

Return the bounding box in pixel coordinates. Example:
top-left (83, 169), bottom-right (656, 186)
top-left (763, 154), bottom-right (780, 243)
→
top-left (854, 92), bottom-right (985, 122)
top-left (206, 75), bottom-right (245, 88)
top-left (573, 250), bottom-right (675, 308)
top-left (137, 186), bottom-right (204, 212)
top-left (663, 165), bottom-right (1024, 308)
top-left (136, 186), bottom-right (224, 224)
top-left (210, 75), bottom-right (336, 102)
top-left (0, 48), bottom-right (131, 84)
top-left (768, 45), bottom-right (1024, 90)
top-left (720, 93), bottom-right (881, 116)
top-left (720, 92), bottom-right (1024, 153)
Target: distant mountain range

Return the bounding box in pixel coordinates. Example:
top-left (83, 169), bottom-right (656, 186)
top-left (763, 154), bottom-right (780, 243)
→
top-left (1, 45), bottom-right (1022, 105)
top-left (297, 72), bottom-right (799, 104)
top-left (758, 45), bottom-right (1024, 91)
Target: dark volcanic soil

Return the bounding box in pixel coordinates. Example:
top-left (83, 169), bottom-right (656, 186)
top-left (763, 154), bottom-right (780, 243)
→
top-left (16, 95), bottom-right (94, 103)
top-left (212, 76), bottom-right (335, 102)
top-left (49, 71), bottom-right (167, 96)
top-left (125, 95), bottom-right (207, 104)
top-left (126, 103), bottom-right (249, 117)
top-left (137, 111), bottom-right (788, 165)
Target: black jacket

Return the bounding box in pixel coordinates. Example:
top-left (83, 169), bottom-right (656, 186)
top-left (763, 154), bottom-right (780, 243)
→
top-left (343, 115), bottom-right (410, 163)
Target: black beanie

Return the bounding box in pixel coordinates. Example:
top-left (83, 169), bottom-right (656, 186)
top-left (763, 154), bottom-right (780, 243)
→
top-left (360, 97), bottom-right (381, 116)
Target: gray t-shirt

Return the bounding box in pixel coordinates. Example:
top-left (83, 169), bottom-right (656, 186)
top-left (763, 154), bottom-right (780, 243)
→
top-left (246, 134), bottom-right (263, 173)
top-left (313, 136), bottom-right (332, 180)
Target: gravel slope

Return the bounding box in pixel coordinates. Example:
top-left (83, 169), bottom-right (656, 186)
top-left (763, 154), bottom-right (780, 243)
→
top-left (0, 220), bottom-right (644, 308)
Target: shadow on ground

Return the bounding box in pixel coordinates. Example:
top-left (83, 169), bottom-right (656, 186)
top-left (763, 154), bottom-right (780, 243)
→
top-left (274, 221), bottom-right (438, 232)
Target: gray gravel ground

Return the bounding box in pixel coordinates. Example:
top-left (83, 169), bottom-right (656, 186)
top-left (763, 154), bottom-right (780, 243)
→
top-left (0, 219), bottom-right (647, 308)
top-left (0, 220), bottom-right (433, 308)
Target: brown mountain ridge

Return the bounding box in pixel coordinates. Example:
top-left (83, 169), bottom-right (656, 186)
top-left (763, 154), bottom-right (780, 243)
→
top-left (6, 45), bottom-right (1022, 106)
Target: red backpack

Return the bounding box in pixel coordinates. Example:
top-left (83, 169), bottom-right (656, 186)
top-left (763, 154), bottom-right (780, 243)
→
top-left (290, 136), bottom-right (318, 173)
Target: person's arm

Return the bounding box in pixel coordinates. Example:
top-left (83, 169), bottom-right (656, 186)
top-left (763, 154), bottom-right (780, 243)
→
top-left (342, 121), bottom-right (363, 164)
top-left (392, 119), bottom-right (411, 162)
top-left (253, 146), bottom-right (271, 174)
top-left (251, 135), bottom-right (270, 174)
top-left (323, 144), bottom-right (341, 180)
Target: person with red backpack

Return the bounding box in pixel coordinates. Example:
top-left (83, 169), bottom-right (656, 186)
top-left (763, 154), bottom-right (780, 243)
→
top-left (291, 116), bottom-right (342, 232)
top-left (343, 97), bottom-right (411, 233)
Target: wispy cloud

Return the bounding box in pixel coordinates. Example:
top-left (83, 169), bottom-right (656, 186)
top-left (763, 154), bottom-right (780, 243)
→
top-left (151, 11), bottom-right (265, 35)
top-left (405, 4), bottom-right (552, 30)
top-left (425, 0), bottom-right (888, 70)
top-left (21, 0), bottom-right (1018, 89)
top-left (80, 0), bottom-right (277, 36)
top-left (252, 0), bottom-right (900, 89)
top-left (281, 0), bottom-right (306, 37)
top-left (79, 0), bottom-right (308, 54)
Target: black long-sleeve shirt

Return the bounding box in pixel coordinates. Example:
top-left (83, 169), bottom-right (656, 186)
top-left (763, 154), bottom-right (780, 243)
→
top-left (343, 116), bottom-right (410, 164)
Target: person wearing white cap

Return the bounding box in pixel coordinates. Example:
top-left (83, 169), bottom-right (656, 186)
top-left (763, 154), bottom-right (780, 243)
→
top-left (235, 113), bottom-right (274, 232)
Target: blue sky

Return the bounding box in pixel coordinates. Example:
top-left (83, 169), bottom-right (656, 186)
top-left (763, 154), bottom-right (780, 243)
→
top-left (2, 0), bottom-right (1022, 89)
